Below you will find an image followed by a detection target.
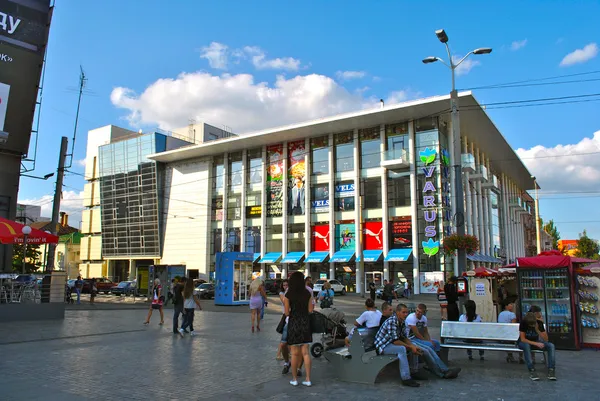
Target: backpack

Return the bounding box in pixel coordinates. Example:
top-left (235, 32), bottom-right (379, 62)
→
top-left (320, 289), bottom-right (333, 309)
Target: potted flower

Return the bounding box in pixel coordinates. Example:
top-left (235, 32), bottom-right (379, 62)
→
top-left (443, 234), bottom-right (480, 256)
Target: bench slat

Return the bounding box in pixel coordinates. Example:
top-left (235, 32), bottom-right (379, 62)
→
top-left (441, 321), bottom-right (520, 342)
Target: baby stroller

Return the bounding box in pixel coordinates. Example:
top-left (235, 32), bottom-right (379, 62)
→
top-left (310, 308), bottom-right (347, 358)
top-left (65, 284), bottom-right (74, 304)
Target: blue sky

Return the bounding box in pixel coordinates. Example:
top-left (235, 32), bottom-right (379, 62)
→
top-left (18, 0), bottom-right (600, 242)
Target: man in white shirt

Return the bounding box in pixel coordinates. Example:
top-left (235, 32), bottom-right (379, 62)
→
top-left (498, 302), bottom-right (518, 363)
top-left (345, 298), bottom-right (382, 346)
top-left (405, 304), bottom-right (441, 352)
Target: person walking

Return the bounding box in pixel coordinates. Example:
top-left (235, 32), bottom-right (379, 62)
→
top-left (284, 271), bottom-right (313, 387)
top-left (74, 275), bottom-right (83, 304)
top-left (249, 278), bottom-right (267, 332)
top-left (144, 278), bottom-right (164, 325)
top-left (179, 278), bottom-right (202, 337)
top-left (369, 281), bottom-right (376, 301)
top-left (89, 278), bottom-right (97, 304)
top-left (277, 280), bottom-right (289, 362)
top-left (437, 281), bottom-right (448, 320)
top-left (444, 276), bottom-right (460, 322)
top-left (172, 277), bottom-right (186, 334)
top-left (317, 281), bottom-right (334, 309)
top-left (460, 300), bottom-right (485, 361)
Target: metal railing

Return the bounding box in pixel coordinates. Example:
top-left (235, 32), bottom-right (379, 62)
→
top-left (0, 272), bottom-right (67, 305)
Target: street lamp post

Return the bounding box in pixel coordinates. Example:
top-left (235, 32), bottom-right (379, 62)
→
top-left (423, 29), bottom-right (492, 276)
top-left (21, 225), bottom-right (32, 274)
top-left (532, 176), bottom-right (542, 254)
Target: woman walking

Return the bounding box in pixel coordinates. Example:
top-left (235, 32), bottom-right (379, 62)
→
top-left (249, 278), bottom-right (267, 332)
top-left (277, 280), bottom-right (289, 362)
top-left (284, 271), bottom-right (314, 387)
top-left (445, 276), bottom-right (460, 322)
top-left (144, 278), bottom-right (164, 325)
top-left (179, 278), bottom-right (202, 337)
top-left (437, 281), bottom-right (447, 320)
top-left (460, 300), bottom-right (484, 360)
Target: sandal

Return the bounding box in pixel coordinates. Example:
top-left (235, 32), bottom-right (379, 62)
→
top-left (159, 321), bottom-right (164, 325)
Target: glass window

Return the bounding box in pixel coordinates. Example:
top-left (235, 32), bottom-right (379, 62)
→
top-left (311, 184), bottom-right (330, 213)
top-left (311, 136), bottom-right (329, 175)
top-left (212, 196), bottom-right (223, 221)
top-left (227, 195), bottom-right (241, 220)
top-left (387, 172), bottom-right (410, 207)
top-left (415, 117), bottom-right (438, 132)
top-left (247, 148), bottom-right (262, 184)
top-left (287, 223), bottom-right (305, 252)
top-left (229, 152), bottom-right (243, 189)
top-left (336, 181), bottom-right (355, 211)
top-left (213, 156), bottom-right (224, 190)
top-left (386, 122), bottom-right (408, 160)
top-left (266, 225), bottom-right (282, 253)
top-left (225, 228), bottom-right (241, 252)
top-left (362, 178), bottom-right (381, 209)
top-left (212, 228), bottom-right (222, 255)
top-left (335, 132), bottom-right (354, 172)
top-left (245, 227), bottom-right (261, 253)
top-left (360, 126), bottom-right (380, 169)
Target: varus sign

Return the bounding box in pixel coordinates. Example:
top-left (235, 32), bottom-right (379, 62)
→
top-left (420, 148), bottom-right (440, 257)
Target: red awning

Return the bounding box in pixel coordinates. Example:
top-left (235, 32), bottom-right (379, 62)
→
top-left (462, 266), bottom-right (498, 277)
top-left (0, 217), bottom-right (59, 245)
top-left (516, 250), bottom-right (594, 269)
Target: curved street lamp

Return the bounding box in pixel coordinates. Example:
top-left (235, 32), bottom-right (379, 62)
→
top-left (21, 225), bottom-right (32, 274)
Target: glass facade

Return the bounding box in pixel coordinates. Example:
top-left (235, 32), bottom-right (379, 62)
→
top-left (359, 126), bottom-right (380, 169)
top-left (335, 132), bottom-right (354, 172)
top-left (311, 136), bottom-right (329, 176)
top-left (387, 172), bottom-right (411, 207)
top-left (99, 133), bottom-right (163, 257)
top-left (362, 178), bottom-right (382, 209)
top-left (385, 122), bottom-right (409, 160)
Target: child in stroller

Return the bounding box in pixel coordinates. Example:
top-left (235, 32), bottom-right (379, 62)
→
top-left (310, 308), bottom-right (347, 358)
top-left (65, 283), bottom-right (74, 304)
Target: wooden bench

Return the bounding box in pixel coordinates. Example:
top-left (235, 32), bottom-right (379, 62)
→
top-left (440, 321), bottom-right (546, 364)
top-left (324, 327), bottom-right (399, 384)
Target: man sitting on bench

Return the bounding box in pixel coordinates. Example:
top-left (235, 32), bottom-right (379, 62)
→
top-left (405, 303), bottom-right (441, 353)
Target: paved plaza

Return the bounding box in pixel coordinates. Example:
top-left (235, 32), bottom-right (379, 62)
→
top-left (0, 301), bottom-right (598, 400)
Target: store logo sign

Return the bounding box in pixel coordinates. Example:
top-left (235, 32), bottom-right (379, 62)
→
top-left (421, 148), bottom-right (439, 257)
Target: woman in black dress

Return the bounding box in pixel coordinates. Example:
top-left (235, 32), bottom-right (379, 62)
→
top-left (445, 276), bottom-right (460, 322)
top-left (284, 271), bottom-right (314, 387)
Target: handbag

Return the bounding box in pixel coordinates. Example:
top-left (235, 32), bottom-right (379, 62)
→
top-left (276, 314), bottom-right (287, 334)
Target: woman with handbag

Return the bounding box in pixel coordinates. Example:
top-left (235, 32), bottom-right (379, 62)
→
top-left (144, 278), bottom-right (165, 326)
top-left (284, 272), bottom-right (314, 387)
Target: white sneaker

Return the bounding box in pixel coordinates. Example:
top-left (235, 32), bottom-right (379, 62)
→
top-left (178, 328), bottom-right (185, 337)
top-left (289, 380), bottom-right (298, 386)
top-left (302, 381), bottom-right (312, 387)
top-left (190, 331), bottom-right (197, 336)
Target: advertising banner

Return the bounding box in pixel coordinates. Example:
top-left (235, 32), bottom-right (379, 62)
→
top-left (364, 221), bottom-right (383, 251)
top-left (390, 216), bottom-right (412, 248)
top-left (288, 140), bottom-right (306, 215)
top-left (311, 184), bottom-right (329, 213)
top-left (419, 271), bottom-right (444, 294)
top-left (336, 183), bottom-right (355, 211)
top-left (246, 205), bottom-right (261, 218)
top-left (267, 144), bottom-right (283, 217)
top-left (336, 223), bottom-right (356, 251)
top-left (312, 224), bottom-right (330, 252)
top-left (0, 82), bottom-right (9, 130)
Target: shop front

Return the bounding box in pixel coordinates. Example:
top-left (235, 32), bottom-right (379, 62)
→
top-left (305, 251), bottom-right (331, 280)
top-left (258, 252), bottom-right (282, 279)
top-left (282, 252), bottom-right (306, 277)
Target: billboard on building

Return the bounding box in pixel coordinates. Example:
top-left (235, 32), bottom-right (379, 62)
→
top-left (288, 140), bottom-right (305, 215)
top-left (311, 184), bottom-right (329, 213)
top-left (390, 216), bottom-right (412, 248)
top-left (0, 0), bottom-right (52, 155)
top-left (364, 221), bottom-right (383, 251)
top-left (335, 223), bottom-right (355, 251)
top-left (312, 224), bottom-right (330, 252)
top-left (266, 144), bottom-right (283, 217)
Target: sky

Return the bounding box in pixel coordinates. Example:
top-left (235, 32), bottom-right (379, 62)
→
top-left (17, 0), bottom-right (600, 243)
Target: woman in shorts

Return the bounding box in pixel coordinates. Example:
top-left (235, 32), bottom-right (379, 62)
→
top-left (437, 281), bottom-right (448, 320)
top-left (144, 278), bottom-right (164, 325)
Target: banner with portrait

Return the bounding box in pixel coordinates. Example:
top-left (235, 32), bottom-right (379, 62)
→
top-left (335, 223), bottom-right (356, 251)
top-left (288, 140), bottom-right (306, 215)
top-left (267, 144), bottom-right (283, 217)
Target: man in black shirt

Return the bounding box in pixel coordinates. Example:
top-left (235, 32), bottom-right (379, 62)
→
top-left (444, 276), bottom-right (459, 322)
top-left (518, 306), bottom-right (556, 381)
top-left (172, 277), bottom-right (186, 335)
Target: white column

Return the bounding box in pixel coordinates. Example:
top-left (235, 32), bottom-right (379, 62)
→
top-left (240, 149), bottom-right (247, 252)
top-left (353, 129), bottom-right (362, 295)
top-left (304, 138), bottom-right (311, 277)
top-left (481, 159), bottom-right (490, 256)
top-left (464, 138), bottom-right (472, 236)
top-left (470, 142), bottom-right (479, 253)
top-left (487, 158), bottom-right (494, 256)
top-left (501, 174), bottom-right (511, 262)
top-left (511, 181), bottom-right (518, 259)
top-left (128, 259), bottom-right (135, 280)
top-left (260, 147), bottom-right (267, 277)
top-left (380, 124), bottom-right (390, 281)
top-left (328, 133), bottom-right (335, 280)
top-left (408, 121), bottom-right (420, 294)
top-left (475, 148), bottom-right (485, 256)
top-left (221, 152), bottom-right (229, 252)
top-left (282, 142), bottom-right (289, 278)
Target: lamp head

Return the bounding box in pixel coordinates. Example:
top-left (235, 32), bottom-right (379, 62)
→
top-left (435, 29), bottom-right (449, 43)
top-left (473, 47), bottom-right (492, 55)
top-left (422, 56), bottom-right (438, 64)
top-left (43, 173), bottom-right (54, 180)
top-left (22, 226), bottom-right (32, 235)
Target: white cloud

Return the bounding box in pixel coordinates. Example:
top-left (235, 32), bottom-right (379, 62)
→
top-left (372, 76), bottom-right (382, 83)
top-left (19, 190), bottom-right (85, 229)
top-left (75, 158), bottom-right (86, 167)
top-left (200, 42), bottom-right (229, 69)
top-left (111, 70), bottom-right (419, 134)
top-left (452, 55), bottom-right (481, 76)
top-left (336, 70), bottom-right (366, 81)
top-left (560, 43), bottom-right (598, 67)
top-left (243, 46), bottom-right (301, 71)
top-left (516, 130), bottom-right (600, 192)
top-left (511, 39), bottom-right (528, 51)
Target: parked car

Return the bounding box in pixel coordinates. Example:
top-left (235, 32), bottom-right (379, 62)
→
top-left (312, 279), bottom-right (346, 296)
top-left (111, 281), bottom-right (136, 296)
top-left (376, 283), bottom-right (405, 299)
top-left (82, 278), bottom-right (115, 294)
top-left (264, 279), bottom-right (282, 295)
top-left (194, 283), bottom-right (215, 299)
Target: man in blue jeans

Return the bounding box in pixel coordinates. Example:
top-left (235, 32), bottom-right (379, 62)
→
top-left (172, 277), bottom-right (186, 335)
top-left (518, 306), bottom-right (556, 381)
top-left (405, 303), bottom-right (441, 352)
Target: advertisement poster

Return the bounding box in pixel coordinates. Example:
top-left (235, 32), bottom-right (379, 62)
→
top-left (390, 216), bottom-right (412, 248)
top-left (311, 184), bottom-right (329, 213)
top-left (267, 144), bottom-right (283, 217)
top-left (419, 271), bottom-right (444, 294)
top-left (312, 225), bottom-right (330, 252)
top-left (364, 221), bottom-right (383, 251)
top-left (0, 83), bottom-right (10, 131)
top-left (212, 197), bottom-right (223, 221)
top-left (335, 223), bottom-right (356, 251)
top-left (336, 183), bottom-right (355, 211)
top-left (246, 205), bottom-right (261, 218)
top-left (288, 140), bottom-right (306, 215)
top-left (475, 282), bottom-right (486, 297)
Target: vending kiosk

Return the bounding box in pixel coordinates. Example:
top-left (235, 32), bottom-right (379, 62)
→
top-left (215, 252), bottom-right (255, 306)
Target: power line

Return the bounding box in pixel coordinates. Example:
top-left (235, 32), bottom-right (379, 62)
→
top-left (459, 69), bottom-right (600, 91)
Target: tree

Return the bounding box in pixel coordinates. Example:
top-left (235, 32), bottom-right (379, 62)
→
top-left (11, 244), bottom-right (43, 273)
top-left (543, 219), bottom-right (561, 250)
top-left (575, 230), bottom-right (600, 260)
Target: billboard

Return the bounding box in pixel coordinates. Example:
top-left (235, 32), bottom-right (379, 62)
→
top-left (312, 224), bottom-right (330, 252)
top-left (266, 144), bottom-right (283, 217)
top-left (288, 140), bottom-right (306, 215)
top-left (364, 221), bottom-right (383, 251)
top-left (335, 223), bottom-right (355, 251)
top-left (0, 0), bottom-right (53, 155)
top-left (390, 216), bottom-right (412, 248)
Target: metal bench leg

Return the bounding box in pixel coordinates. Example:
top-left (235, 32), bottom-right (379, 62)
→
top-left (440, 347), bottom-right (449, 364)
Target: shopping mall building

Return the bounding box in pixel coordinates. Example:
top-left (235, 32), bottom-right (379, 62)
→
top-left (80, 92), bottom-right (538, 295)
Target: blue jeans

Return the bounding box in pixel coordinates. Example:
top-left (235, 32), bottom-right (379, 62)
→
top-left (412, 338), bottom-right (441, 353)
top-left (519, 340), bottom-right (555, 370)
top-left (75, 288), bottom-right (81, 304)
top-left (181, 308), bottom-right (195, 331)
top-left (415, 341), bottom-right (449, 377)
top-left (280, 323), bottom-right (288, 343)
top-left (382, 344), bottom-right (412, 381)
top-left (173, 304), bottom-right (184, 333)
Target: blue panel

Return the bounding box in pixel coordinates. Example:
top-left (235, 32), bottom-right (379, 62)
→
top-left (281, 252), bottom-right (305, 264)
top-left (305, 251), bottom-right (330, 263)
top-left (330, 250), bottom-right (355, 263)
top-left (384, 249), bottom-right (413, 262)
top-left (253, 253), bottom-right (261, 262)
top-left (258, 252), bottom-right (282, 264)
top-left (357, 250), bottom-right (383, 262)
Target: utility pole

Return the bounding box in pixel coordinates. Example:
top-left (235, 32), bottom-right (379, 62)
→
top-left (41, 137), bottom-right (68, 302)
top-left (533, 177), bottom-right (542, 254)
